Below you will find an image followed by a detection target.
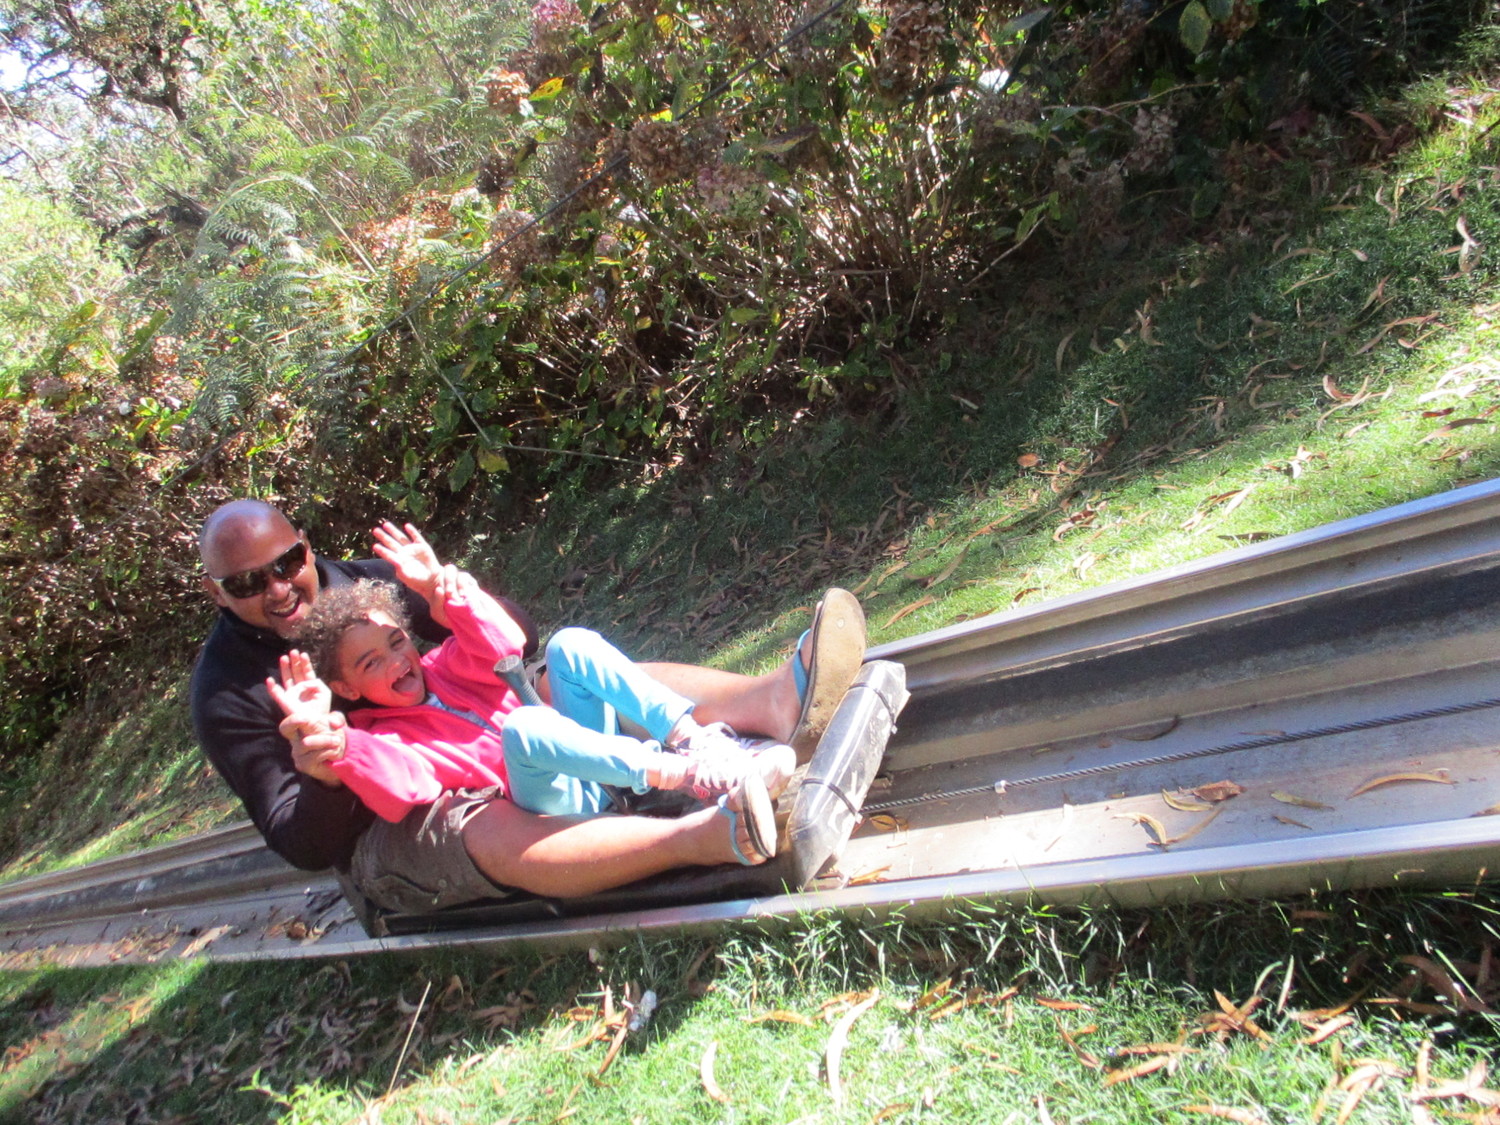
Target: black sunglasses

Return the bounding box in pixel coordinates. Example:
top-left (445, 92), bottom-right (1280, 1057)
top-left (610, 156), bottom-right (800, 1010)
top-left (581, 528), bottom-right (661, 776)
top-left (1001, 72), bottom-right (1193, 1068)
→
top-left (211, 540), bottom-right (310, 599)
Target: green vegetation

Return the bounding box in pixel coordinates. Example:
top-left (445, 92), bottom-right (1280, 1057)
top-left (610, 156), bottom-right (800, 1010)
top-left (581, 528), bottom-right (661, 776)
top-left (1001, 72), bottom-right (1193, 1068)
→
top-left (3, 0), bottom-right (1500, 1120)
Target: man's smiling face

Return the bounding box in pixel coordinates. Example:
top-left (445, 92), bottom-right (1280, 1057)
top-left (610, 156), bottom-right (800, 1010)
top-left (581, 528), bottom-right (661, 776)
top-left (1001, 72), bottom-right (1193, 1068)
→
top-left (200, 505), bottom-right (320, 639)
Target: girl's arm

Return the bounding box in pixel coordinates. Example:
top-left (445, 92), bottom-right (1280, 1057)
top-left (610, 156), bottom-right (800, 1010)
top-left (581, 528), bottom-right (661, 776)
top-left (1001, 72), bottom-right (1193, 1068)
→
top-left (327, 728), bottom-right (452, 823)
top-left (429, 564), bottom-right (529, 684)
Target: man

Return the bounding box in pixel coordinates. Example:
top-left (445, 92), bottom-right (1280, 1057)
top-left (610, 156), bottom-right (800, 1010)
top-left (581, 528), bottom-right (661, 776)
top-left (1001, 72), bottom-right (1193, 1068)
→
top-left (191, 499), bottom-right (866, 915)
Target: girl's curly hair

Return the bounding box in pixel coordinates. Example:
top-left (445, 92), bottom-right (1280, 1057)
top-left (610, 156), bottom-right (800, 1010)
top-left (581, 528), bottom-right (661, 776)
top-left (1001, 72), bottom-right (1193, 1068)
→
top-left (294, 580), bottom-right (413, 685)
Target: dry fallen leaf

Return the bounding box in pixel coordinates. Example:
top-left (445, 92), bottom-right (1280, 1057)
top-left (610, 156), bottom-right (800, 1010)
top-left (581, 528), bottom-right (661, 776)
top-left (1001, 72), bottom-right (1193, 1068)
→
top-left (846, 865), bottom-right (892, 886)
top-left (1056, 1015), bottom-right (1102, 1070)
top-left (179, 925), bottom-right (232, 958)
top-left (1193, 780), bottom-right (1244, 803)
top-left (1197, 991), bottom-right (1272, 1044)
top-left (597, 1020), bottom-right (629, 1076)
top-left (748, 1010), bottom-right (818, 1027)
top-left (1419, 418), bottom-right (1489, 443)
top-left (865, 814), bottom-right (907, 833)
top-left (1335, 1062), bottom-right (1394, 1125)
top-left (1182, 486), bottom-right (1254, 531)
top-left (1299, 1015), bottom-right (1355, 1044)
top-left (1411, 1058), bottom-right (1500, 1105)
top-left (1115, 811), bottom-right (1168, 846)
top-left (1272, 790), bottom-right (1333, 810)
top-left (921, 546), bottom-right (970, 589)
top-left (1164, 789), bottom-right (1213, 812)
top-left (1152, 808), bottom-right (1222, 848)
top-left (911, 979), bottom-right (952, 1011)
top-left (1398, 955), bottom-right (1495, 1014)
top-left (1103, 1054), bottom-right (1172, 1086)
top-left (1053, 509), bottom-right (1098, 541)
top-left (884, 596), bottom-right (935, 628)
top-left (823, 989), bottom-right (881, 1106)
top-left (699, 1040), bottom-right (729, 1103)
top-left (1350, 770), bottom-right (1453, 797)
top-left (1036, 998), bottom-right (1094, 1011)
top-left (1274, 815), bottom-right (1313, 830)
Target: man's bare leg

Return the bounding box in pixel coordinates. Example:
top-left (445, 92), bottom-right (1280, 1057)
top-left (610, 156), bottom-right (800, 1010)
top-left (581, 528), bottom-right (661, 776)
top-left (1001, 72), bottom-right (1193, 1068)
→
top-left (637, 658), bottom-right (802, 742)
top-left (461, 799), bottom-right (760, 898)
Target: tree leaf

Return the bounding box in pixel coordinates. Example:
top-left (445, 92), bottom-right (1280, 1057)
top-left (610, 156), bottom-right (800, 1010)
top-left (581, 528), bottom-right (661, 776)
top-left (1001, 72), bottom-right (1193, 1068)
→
top-left (447, 449), bottom-right (474, 492)
top-left (477, 448), bottom-right (509, 473)
top-left (1178, 0), bottom-right (1212, 53)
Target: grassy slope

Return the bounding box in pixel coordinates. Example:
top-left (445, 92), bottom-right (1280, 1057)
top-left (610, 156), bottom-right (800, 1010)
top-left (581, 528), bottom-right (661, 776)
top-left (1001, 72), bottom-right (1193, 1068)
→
top-left (5, 47), bottom-right (1500, 1125)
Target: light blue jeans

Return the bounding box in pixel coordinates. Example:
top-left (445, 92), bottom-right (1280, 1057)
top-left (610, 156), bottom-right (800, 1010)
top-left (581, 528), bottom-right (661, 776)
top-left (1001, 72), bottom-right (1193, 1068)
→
top-left (501, 627), bottom-right (697, 816)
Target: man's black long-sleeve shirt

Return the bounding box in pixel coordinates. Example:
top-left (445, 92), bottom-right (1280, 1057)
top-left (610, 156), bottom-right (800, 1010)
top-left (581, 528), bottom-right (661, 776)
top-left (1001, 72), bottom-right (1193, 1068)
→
top-left (190, 557), bottom-right (537, 871)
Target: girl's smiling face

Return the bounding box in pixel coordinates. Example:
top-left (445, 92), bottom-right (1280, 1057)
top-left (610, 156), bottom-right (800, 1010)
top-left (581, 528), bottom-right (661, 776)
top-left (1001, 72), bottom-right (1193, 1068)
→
top-left (329, 610), bottom-right (426, 707)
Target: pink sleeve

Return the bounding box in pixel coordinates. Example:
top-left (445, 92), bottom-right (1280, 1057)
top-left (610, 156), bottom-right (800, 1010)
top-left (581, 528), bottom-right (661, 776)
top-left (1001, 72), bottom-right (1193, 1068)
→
top-left (329, 729), bottom-right (444, 823)
top-left (438, 581), bottom-right (529, 685)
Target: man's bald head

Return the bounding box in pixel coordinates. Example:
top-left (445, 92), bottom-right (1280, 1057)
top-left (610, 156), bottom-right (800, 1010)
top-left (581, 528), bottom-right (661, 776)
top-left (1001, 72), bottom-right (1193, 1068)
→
top-left (200, 500), bottom-right (320, 638)
top-left (200, 499), bottom-right (295, 567)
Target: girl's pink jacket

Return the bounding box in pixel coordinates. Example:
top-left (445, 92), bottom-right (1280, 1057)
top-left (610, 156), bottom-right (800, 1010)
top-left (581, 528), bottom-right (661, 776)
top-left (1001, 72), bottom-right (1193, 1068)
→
top-left (328, 582), bottom-right (528, 823)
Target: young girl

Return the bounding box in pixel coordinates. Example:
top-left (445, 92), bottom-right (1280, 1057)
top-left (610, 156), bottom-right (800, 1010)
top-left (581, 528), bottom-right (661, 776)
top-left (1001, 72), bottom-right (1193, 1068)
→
top-left (268, 523), bottom-right (791, 865)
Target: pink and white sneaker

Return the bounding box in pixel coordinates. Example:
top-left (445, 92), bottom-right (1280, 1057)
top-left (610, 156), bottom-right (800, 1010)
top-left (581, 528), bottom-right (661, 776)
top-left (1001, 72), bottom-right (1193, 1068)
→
top-left (670, 720), bottom-right (795, 801)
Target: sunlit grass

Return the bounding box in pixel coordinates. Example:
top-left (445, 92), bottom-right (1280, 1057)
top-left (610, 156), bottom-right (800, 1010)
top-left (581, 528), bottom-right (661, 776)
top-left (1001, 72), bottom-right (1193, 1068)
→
top-left (28, 892), bottom-right (1482, 1124)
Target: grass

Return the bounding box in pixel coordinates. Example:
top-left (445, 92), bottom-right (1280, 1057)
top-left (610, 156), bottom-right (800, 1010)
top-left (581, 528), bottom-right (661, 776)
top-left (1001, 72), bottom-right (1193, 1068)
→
top-left (4, 890), bottom-right (1499, 1122)
top-left (4, 31), bottom-right (1500, 1125)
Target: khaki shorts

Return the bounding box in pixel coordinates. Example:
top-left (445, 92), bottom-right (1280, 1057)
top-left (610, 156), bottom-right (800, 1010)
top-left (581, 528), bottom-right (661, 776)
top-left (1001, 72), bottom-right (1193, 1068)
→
top-left (348, 788), bottom-right (515, 915)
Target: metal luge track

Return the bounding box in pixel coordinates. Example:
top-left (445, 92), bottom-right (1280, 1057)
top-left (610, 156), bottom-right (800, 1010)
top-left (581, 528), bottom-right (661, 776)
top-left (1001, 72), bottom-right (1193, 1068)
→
top-left (6, 480), bottom-right (1500, 966)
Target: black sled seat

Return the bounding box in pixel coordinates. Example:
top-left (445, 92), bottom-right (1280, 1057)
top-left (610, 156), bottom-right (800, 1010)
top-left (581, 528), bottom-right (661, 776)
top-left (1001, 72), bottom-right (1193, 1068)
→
top-left (352, 660), bottom-right (909, 938)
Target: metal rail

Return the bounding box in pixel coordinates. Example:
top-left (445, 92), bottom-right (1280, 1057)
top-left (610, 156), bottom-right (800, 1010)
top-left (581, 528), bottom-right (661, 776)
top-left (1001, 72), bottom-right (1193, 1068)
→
top-left (4, 479), bottom-right (1500, 965)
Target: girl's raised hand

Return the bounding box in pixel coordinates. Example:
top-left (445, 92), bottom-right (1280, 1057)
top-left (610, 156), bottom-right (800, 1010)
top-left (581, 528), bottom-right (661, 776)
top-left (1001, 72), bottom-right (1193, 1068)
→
top-left (266, 650), bottom-right (345, 783)
top-left (371, 521), bottom-right (443, 598)
top-left (266, 650), bottom-right (332, 723)
top-left (432, 563), bottom-right (480, 605)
